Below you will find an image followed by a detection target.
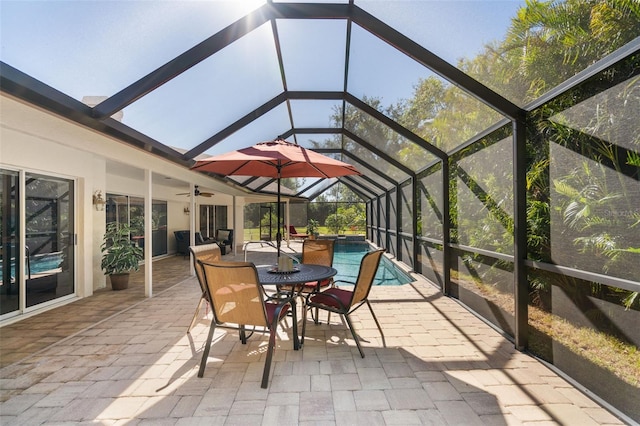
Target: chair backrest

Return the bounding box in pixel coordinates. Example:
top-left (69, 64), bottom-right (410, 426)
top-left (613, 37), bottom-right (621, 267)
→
top-left (351, 249), bottom-right (385, 306)
top-left (289, 225), bottom-right (298, 234)
top-left (189, 244), bottom-right (221, 294)
top-left (175, 230), bottom-right (190, 254)
top-left (195, 232), bottom-right (207, 245)
top-left (216, 229), bottom-right (233, 245)
top-left (302, 239), bottom-right (334, 267)
top-left (199, 260), bottom-right (268, 327)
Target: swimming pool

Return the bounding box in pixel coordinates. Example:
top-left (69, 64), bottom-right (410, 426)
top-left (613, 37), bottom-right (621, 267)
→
top-left (331, 241), bottom-right (414, 286)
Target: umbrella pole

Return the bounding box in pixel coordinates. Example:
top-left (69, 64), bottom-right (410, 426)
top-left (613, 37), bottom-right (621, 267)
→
top-left (276, 165), bottom-right (281, 259)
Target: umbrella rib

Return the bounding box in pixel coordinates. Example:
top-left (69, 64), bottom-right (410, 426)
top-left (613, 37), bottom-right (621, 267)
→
top-left (279, 159), bottom-right (331, 179)
top-left (227, 161), bottom-right (252, 176)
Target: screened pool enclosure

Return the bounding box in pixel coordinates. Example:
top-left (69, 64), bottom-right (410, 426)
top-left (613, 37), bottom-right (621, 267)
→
top-left (1, 1), bottom-right (639, 421)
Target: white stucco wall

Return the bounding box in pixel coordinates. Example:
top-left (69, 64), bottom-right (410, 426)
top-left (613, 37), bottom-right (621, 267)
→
top-left (1, 93), bottom-right (252, 321)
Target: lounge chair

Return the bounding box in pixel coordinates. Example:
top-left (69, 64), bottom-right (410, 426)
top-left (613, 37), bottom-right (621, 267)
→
top-left (289, 225), bottom-right (309, 240)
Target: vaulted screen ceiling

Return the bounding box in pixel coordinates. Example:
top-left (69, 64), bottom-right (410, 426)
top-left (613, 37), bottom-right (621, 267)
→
top-left (1, 1), bottom-right (638, 199)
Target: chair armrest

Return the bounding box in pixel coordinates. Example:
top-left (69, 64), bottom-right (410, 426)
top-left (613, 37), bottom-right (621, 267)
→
top-left (261, 285), bottom-right (295, 305)
top-left (265, 292), bottom-right (295, 305)
top-left (305, 288), bottom-right (349, 311)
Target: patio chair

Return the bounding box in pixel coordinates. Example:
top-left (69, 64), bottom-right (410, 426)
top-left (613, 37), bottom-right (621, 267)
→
top-left (174, 230), bottom-right (190, 257)
top-left (175, 231), bottom-right (212, 257)
top-left (280, 239), bottom-right (335, 323)
top-left (197, 260), bottom-right (294, 388)
top-left (301, 249), bottom-right (385, 358)
top-left (186, 243), bottom-right (221, 333)
top-left (214, 228), bottom-right (233, 255)
top-left (289, 225), bottom-right (309, 240)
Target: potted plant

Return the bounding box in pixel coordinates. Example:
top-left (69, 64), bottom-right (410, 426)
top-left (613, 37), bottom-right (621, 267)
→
top-left (306, 219), bottom-right (320, 240)
top-left (101, 222), bottom-right (144, 290)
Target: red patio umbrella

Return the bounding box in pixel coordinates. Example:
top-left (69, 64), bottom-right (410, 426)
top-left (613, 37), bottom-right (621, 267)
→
top-left (191, 139), bottom-right (361, 257)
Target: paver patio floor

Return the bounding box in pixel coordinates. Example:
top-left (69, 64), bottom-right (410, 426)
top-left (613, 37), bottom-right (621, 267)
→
top-left (0, 246), bottom-right (626, 425)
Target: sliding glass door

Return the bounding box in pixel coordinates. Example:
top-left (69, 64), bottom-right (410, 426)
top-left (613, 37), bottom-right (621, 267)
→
top-left (0, 170), bottom-right (19, 316)
top-left (1, 170), bottom-right (75, 318)
top-left (25, 173), bottom-right (75, 307)
top-left (106, 193), bottom-right (167, 257)
top-left (199, 204), bottom-right (228, 239)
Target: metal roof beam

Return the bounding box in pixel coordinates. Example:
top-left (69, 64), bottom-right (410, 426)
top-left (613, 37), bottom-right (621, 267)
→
top-left (294, 177), bottom-right (329, 197)
top-left (0, 62), bottom-right (191, 167)
top-left (341, 175), bottom-right (379, 199)
top-left (92, 5), bottom-right (277, 119)
top-left (345, 94), bottom-right (447, 160)
top-left (338, 182), bottom-right (369, 202)
top-left (344, 172), bottom-right (386, 194)
top-left (342, 129), bottom-right (415, 176)
top-left (183, 92), bottom-right (288, 160)
top-left (92, 2), bottom-right (352, 119)
top-left (351, 6), bottom-right (524, 121)
top-left (315, 148), bottom-right (398, 187)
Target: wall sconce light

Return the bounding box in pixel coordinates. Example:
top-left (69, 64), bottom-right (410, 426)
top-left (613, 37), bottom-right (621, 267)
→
top-left (184, 207), bottom-right (190, 215)
top-left (93, 190), bottom-right (106, 211)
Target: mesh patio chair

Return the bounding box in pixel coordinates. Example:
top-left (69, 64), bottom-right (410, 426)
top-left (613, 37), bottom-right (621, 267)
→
top-left (280, 239), bottom-right (335, 323)
top-left (197, 260), bottom-right (294, 388)
top-left (186, 244), bottom-right (221, 333)
top-left (302, 249), bottom-right (385, 358)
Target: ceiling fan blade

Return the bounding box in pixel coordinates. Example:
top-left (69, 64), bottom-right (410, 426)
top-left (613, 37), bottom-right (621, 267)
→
top-left (175, 186), bottom-right (213, 197)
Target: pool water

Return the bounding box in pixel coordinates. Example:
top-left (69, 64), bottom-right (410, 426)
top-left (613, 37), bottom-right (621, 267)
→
top-left (331, 241), bottom-right (413, 286)
top-left (0, 252), bottom-right (63, 277)
top-left (28, 253), bottom-right (63, 274)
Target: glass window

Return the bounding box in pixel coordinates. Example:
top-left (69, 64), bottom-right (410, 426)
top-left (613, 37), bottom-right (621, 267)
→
top-left (105, 195), bottom-right (167, 257)
top-left (152, 200), bottom-right (167, 257)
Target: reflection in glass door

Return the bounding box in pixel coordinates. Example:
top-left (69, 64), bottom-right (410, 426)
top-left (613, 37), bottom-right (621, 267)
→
top-left (200, 205), bottom-right (228, 239)
top-left (0, 170), bottom-right (19, 316)
top-left (105, 194), bottom-right (167, 257)
top-left (1, 170), bottom-right (75, 318)
top-left (24, 174), bottom-right (75, 308)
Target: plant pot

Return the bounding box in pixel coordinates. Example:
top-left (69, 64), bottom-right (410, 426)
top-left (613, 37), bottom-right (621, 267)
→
top-left (109, 273), bottom-right (130, 290)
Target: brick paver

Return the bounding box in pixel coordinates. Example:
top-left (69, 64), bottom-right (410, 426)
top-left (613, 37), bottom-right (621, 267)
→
top-left (0, 251), bottom-right (629, 425)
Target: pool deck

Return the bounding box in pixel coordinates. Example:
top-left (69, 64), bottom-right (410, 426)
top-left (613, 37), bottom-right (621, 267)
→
top-left (0, 241), bottom-right (628, 424)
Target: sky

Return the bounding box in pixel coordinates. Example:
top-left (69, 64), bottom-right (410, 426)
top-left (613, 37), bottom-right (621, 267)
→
top-left (0, 1), bottom-right (525, 155)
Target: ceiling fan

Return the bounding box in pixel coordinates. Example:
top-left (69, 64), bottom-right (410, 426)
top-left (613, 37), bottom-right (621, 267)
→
top-left (176, 185), bottom-right (214, 197)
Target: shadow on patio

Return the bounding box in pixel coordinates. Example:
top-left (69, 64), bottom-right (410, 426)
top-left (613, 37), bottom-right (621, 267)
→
top-left (0, 252), bottom-right (624, 424)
